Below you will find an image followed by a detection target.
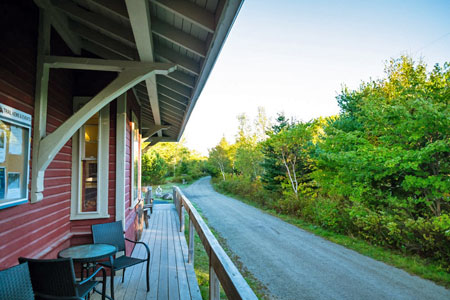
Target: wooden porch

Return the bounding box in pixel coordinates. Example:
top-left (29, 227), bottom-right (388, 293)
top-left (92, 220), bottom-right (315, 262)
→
top-left (92, 203), bottom-right (202, 300)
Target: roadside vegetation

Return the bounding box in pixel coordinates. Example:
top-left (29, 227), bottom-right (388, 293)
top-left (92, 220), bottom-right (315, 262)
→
top-left (206, 57), bottom-right (450, 286)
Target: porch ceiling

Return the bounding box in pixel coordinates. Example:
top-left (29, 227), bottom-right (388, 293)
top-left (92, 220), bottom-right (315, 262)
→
top-left (35, 0), bottom-right (243, 143)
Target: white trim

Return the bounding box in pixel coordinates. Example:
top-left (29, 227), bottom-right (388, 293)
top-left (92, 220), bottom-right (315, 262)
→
top-left (70, 97), bottom-right (110, 220)
top-left (130, 111), bottom-right (140, 209)
top-left (115, 94), bottom-right (127, 226)
top-left (29, 54), bottom-right (175, 201)
top-left (30, 10), bottom-right (50, 203)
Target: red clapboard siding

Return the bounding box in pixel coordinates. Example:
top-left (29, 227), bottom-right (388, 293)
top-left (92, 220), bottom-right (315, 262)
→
top-left (0, 0), bottom-right (75, 269)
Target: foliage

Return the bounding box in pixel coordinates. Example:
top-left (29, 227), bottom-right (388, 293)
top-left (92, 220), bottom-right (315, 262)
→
top-left (208, 137), bottom-right (233, 180)
top-left (207, 56), bottom-right (450, 271)
top-left (142, 140), bottom-right (207, 185)
top-left (142, 150), bottom-right (168, 184)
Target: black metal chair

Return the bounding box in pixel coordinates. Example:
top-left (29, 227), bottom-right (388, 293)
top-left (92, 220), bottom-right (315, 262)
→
top-left (92, 221), bottom-right (150, 299)
top-left (18, 257), bottom-right (106, 300)
top-left (0, 262), bottom-right (35, 300)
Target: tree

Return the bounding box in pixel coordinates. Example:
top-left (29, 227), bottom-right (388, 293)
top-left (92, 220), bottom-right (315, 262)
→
top-left (265, 121), bottom-right (317, 199)
top-left (254, 106), bottom-right (271, 142)
top-left (316, 56), bottom-right (450, 217)
top-left (142, 150), bottom-right (168, 184)
top-left (208, 137), bottom-right (232, 181)
top-left (260, 114), bottom-right (295, 193)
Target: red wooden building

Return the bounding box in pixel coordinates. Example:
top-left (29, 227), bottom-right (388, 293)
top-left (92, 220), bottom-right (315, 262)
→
top-left (0, 0), bottom-right (242, 271)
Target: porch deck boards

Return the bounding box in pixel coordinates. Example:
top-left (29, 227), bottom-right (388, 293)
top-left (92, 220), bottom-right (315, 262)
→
top-left (92, 204), bottom-right (202, 300)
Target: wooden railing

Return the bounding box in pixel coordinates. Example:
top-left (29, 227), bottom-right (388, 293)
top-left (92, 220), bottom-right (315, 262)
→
top-left (173, 187), bottom-right (258, 300)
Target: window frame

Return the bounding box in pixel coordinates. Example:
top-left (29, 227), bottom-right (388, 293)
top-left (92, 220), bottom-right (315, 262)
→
top-left (130, 111), bottom-right (141, 209)
top-left (70, 97), bottom-right (110, 220)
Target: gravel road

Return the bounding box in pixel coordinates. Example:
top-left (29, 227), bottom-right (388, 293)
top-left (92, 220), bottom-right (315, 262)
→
top-left (182, 177), bottom-right (450, 300)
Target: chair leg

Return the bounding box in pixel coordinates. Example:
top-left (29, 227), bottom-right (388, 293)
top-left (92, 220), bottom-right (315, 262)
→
top-left (146, 257), bottom-right (150, 292)
top-left (122, 268), bottom-right (126, 283)
top-left (111, 270), bottom-right (115, 300)
top-left (101, 268), bottom-right (106, 300)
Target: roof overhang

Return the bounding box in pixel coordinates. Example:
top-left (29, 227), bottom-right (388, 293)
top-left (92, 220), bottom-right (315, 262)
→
top-left (34, 0), bottom-right (244, 142)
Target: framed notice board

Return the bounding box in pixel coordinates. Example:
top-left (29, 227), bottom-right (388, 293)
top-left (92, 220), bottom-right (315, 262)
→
top-left (0, 103), bottom-right (32, 209)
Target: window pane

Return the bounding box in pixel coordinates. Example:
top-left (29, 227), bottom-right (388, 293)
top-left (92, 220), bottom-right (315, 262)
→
top-left (81, 113), bottom-right (98, 212)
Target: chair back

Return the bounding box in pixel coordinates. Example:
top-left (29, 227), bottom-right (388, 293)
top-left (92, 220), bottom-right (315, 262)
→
top-left (0, 262), bottom-right (34, 300)
top-left (18, 257), bottom-right (78, 298)
top-left (92, 221), bottom-right (126, 252)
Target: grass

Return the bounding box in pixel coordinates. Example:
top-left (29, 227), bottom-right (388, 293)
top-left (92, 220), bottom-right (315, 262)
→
top-left (184, 203), bottom-right (270, 300)
top-left (213, 185), bottom-right (450, 289)
top-left (145, 179), bottom-right (194, 203)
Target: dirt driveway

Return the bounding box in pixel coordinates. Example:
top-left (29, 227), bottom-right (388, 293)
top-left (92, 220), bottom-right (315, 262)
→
top-left (183, 177), bottom-right (450, 300)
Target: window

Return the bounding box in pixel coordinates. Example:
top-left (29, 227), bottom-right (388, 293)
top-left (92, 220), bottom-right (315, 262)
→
top-left (70, 98), bottom-right (109, 220)
top-left (130, 112), bottom-right (141, 208)
top-left (0, 103), bottom-right (32, 209)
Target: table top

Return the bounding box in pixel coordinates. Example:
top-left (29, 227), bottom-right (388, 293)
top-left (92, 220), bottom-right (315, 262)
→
top-left (58, 244), bottom-right (117, 262)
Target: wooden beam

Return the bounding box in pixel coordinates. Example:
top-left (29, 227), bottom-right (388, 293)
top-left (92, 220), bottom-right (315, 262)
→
top-left (159, 96), bottom-right (187, 113)
top-left (160, 112), bottom-right (182, 126)
top-left (71, 22), bottom-right (138, 60)
top-left (145, 136), bottom-right (176, 145)
top-left (142, 124), bottom-right (170, 138)
top-left (155, 44), bottom-right (200, 75)
top-left (157, 85), bottom-right (189, 105)
top-left (30, 10), bottom-right (51, 203)
top-left (152, 19), bottom-right (207, 58)
top-left (160, 105), bottom-right (184, 119)
top-left (167, 70), bottom-right (196, 88)
top-left (44, 55), bottom-right (175, 73)
top-left (157, 75), bottom-right (192, 98)
top-left (52, 0), bottom-right (135, 47)
top-left (32, 59), bottom-right (176, 199)
top-left (84, 0), bottom-right (129, 22)
top-left (150, 0), bottom-right (215, 33)
top-left (125, 0), bottom-right (162, 136)
top-left (81, 39), bottom-right (127, 60)
top-left (34, 0), bottom-right (81, 55)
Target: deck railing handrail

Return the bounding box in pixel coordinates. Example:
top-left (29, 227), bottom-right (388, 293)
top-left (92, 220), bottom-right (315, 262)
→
top-left (173, 186), bottom-right (258, 300)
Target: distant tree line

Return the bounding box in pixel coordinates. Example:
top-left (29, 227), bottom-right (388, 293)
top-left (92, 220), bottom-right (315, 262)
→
top-left (206, 57), bottom-right (450, 268)
top-left (141, 139), bottom-right (207, 185)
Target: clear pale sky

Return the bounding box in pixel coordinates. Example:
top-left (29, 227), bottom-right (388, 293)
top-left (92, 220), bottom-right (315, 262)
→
top-left (182, 0), bottom-right (450, 155)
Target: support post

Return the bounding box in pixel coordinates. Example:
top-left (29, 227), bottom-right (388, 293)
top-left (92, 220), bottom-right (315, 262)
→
top-left (115, 93), bottom-right (127, 227)
top-left (188, 218), bottom-right (194, 264)
top-left (209, 265), bottom-right (220, 300)
top-left (30, 10), bottom-right (50, 203)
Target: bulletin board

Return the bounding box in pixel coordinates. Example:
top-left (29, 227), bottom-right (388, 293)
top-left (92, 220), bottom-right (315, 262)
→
top-left (0, 103), bottom-right (32, 209)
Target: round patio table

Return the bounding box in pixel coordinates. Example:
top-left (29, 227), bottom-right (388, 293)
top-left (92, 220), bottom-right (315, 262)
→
top-left (58, 244), bottom-right (117, 300)
top-left (58, 244), bottom-right (117, 263)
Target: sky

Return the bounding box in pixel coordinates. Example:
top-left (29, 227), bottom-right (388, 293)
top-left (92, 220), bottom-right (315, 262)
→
top-left (181, 0), bottom-right (450, 155)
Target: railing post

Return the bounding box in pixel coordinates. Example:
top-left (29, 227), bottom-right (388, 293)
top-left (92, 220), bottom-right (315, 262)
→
top-left (173, 188), bottom-right (177, 211)
top-left (188, 218), bottom-right (194, 264)
top-left (180, 205), bottom-right (185, 233)
top-left (209, 265), bottom-right (220, 300)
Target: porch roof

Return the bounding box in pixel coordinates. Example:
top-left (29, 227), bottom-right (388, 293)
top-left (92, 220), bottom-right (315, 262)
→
top-left (34, 0), bottom-right (243, 143)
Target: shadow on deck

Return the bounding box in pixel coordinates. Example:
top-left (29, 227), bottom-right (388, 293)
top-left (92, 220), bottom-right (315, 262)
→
top-left (93, 204), bottom-right (202, 300)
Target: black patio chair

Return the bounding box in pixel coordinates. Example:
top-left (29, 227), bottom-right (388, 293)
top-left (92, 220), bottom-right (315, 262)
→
top-left (0, 262), bottom-right (34, 300)
top-left (92, 221), bottom-right (150, 299)
top-left (18, 257), bottom-right (106, 300)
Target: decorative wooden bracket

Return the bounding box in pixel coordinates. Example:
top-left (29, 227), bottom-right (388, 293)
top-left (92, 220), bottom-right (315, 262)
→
top-left (142, 124), bottom-right (171, 138)
top-left (30, 54), bottom-right (176, 202)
